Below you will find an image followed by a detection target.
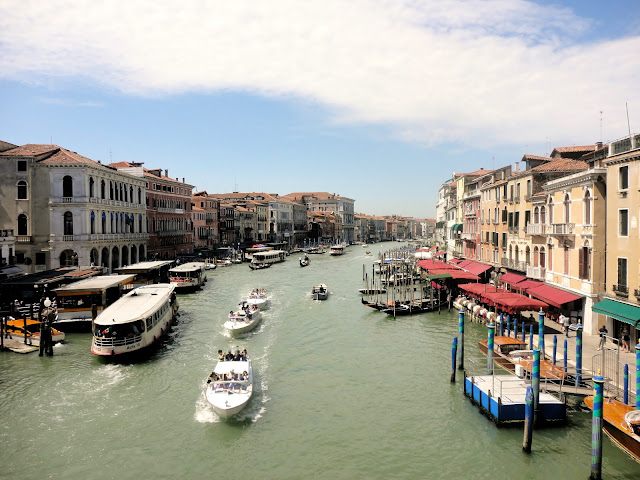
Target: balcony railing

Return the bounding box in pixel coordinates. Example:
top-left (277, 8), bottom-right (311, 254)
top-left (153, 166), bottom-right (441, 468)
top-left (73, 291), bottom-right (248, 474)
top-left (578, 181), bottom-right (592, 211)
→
top-left (613, 284), bottom-right (629, 298)
top-left (550, 223), bottom-right (575, 235)
top-left (526, 265), bottom-right (546, 280)
top-left (501, 258), bottom-right (526, 271)
top-left (1, 229), bottom-right (15, 237)
top-left (526, 223), bottom-right (545, 235)
top-left (514, 196), bottom-right (521, 204)
top-left (17, 235), bottom-right (32, 243)
top-left (461, 232), bottom-right (475, 241)
top-left (50, 233), bottom-right (149, 242)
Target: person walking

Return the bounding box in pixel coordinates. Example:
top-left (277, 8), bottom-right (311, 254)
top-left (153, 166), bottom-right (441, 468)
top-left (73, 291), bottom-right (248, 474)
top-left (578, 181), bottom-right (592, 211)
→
top-left (621, 328), bottom-right (630, 353)
top-left (598, 324), bottom-right (608, 350)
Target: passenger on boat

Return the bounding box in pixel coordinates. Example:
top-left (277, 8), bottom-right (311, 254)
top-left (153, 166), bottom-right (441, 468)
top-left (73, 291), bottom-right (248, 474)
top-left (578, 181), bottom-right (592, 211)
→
top-left (225, 351), bottom-right (235, 361)
top-left (218, 349), bottom-right (224, 361)
top-left (241, 349), bottom-right (247, 360)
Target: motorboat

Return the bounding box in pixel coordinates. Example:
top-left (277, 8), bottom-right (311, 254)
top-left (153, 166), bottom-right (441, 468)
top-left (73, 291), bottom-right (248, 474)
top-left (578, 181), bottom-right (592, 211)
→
top-left (91, 284), bottom-right (179, 356)
top-left (311, 284), bottom-right (329, 300)
top-left (204, 262), bottom-right (217, 270)
top-left (584, 396), bottom-right (640, 462)
top-left (224, 303), bottom-right (263, 337)
top-left (248, 261), bottom-right (271, 270)
top-left (246, 289), bottom-right (270, 311)
top-left (205, 356), bottom-right (253, 419)
top-left (5, 318), bottom-right (66, 346)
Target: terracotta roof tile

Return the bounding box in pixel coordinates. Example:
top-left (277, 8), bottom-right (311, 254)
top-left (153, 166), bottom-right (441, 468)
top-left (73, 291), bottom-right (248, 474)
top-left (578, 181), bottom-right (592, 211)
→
top-left (0, 144), bottom-right (60, 157)
top-left (530, 158), bottom-right (588, 173)
top-left (551, 145), bottom-right (596, 154)
top-left (39, 148), bottom-right (104, 167)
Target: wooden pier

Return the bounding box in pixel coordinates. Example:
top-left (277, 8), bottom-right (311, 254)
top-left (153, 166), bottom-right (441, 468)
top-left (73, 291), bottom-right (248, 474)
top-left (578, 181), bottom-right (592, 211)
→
top-left (1, 336), bottom-right (39, 354)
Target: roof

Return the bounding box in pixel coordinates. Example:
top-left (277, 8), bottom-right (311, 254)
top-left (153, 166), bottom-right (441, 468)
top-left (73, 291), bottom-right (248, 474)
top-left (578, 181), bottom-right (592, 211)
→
top-left (94, 284), bottom-right (175, 325)
top-left (551, 145), bottom-right (596, 157)
top-left (39, 148), bottom-right (104, 167)
top-left (0, 144), bottom-right (60, 157)
top-left (54, 274), bottom-right (136, 292)
top-left (527, 284), bottom-right (583, 308)
top-left (530, 158), bottom-right (588, 173)
top-left (116, 260), bottom-right (174, 273)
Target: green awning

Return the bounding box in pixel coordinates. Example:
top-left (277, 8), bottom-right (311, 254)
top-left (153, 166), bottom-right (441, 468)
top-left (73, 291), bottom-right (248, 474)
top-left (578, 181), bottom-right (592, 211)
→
top-left (592, 299), bottom-right (640, 327)
top-left (451, 224), bottom-right (463, 232)
top-left (426, 273), bottom-right (452, 280)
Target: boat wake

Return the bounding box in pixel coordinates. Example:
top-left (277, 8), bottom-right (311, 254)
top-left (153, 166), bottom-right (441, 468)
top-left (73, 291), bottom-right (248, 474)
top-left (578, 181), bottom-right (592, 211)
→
top-left (194, 391), bottom-right (220, 423)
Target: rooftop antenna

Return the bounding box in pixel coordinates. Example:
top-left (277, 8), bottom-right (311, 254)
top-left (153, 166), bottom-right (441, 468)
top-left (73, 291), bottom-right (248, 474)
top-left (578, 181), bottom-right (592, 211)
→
top-left (599, 110), bottom-right (603, 143)
top-left (545, 137), bottom-right (549, 157)
top-left (626, 102), bottom-right (632, 139)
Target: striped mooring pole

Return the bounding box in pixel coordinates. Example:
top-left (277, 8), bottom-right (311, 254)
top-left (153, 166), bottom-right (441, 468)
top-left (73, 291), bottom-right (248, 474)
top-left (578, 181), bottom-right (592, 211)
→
top-left (623, 364), bottom-right (629, 405)
top-left (498, 313), bottom-right (503, 336)
top-left (487, 323), bottom-right (495, 375)
top-left (513, 317), bottom-right (517, 339)
top-left (590, 374), bottom-right (605, 480)
top-left (506, 314), bottom-right (511, 338)
top-left (564, 339), bottom-right (568, 373)
top-left (636, 344), bottom-right (640, 410)
top-left (537, 309), bottom-right (545, 359)
top-left (522, 386), bottom-right (534, 453)
top-left (451, 337), bottom-right (458, 383)
top-left (576, 324), bottom-right (583, 386)
top-left (458, 309), bottom-right (465, 370)
top-left (521, 322), bottom-right (525, 342)
top-left (529, 325), bottom-right (534, 350)
top-left (532, 349), bottom-right (540, 424)
top-left (552, 335), bottom-right (557, 365)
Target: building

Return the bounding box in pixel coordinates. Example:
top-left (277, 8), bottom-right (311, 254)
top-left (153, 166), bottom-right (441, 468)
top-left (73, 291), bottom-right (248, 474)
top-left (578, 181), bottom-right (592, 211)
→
top-left (0, 144), bottom-right (148, 272)
top-left (192, 191), bottom-right (220, 253)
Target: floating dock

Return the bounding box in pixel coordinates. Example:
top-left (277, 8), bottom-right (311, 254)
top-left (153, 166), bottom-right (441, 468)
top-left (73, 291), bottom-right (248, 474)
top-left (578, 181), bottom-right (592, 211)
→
top-left (464, 373), bottom-right (566, 424)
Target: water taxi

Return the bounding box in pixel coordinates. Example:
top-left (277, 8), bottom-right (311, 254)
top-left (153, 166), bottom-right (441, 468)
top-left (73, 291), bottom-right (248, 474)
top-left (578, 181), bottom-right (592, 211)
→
top-left (584, 396), bottom-right (640, 463)
top-left (205, 354), bottom-right (253, 418)
top-left (249, 249), bottom-right (286, 269)
top-left (91, 284), bottom-right (178, 357)
top-left (53, 274), bottom-right (136, 331)
top-left (169, 262), bottom-right (206, 292)
top-left (311, 284), bottom-right (329, 300)
top-left (224, 303), bottom-right (263, 337)
top-left (246, 289), bottom-right (270, 310)
top-left (5, 318), bottom-right (65, 345)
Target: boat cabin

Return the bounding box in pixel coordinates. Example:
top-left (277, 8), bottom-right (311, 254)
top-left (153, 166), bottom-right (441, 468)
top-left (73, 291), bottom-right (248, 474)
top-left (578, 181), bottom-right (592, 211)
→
top-left (116, 260), bottom-right (174, 286)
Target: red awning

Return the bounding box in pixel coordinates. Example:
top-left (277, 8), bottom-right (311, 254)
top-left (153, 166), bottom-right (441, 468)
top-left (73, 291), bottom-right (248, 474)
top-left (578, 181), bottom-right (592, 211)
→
top-left (527, 284), bottom-right (583, 308)
top-left (449, 258), bottom-right (463, 264)
top-left (510, 279), bottom-right (543, 293)
top-left (458, 283), bottom-right (502, 299)
top-left (457, 260), bottom-right (473, 268)
top-left (417, 259), bottom-right (460, 270)
top-left (463, 261), bottom-right (493, 276)
top-left (480, 291), bottom-right (548, 313)
top-left (500, 272), bottom-right (526, 286)
top-left (428, 269), bottom-right (479, 281)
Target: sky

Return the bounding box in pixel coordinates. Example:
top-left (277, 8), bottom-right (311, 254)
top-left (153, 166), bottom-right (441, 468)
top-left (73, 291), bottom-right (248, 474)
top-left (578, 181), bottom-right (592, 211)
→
top-left (1, 1), bottom-right (639, 218)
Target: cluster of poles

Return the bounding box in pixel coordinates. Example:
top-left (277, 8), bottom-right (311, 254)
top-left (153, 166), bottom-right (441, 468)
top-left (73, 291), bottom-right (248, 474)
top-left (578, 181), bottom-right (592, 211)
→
top-left (449, 308), bottom-right (640, 480)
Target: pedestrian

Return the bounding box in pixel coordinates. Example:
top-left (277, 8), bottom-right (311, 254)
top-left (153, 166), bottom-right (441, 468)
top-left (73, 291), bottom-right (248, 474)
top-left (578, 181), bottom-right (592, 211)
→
top-left (621, 328), bottom-right (630, 353)
top-left (559, 313), bottom-right (568, 336)
top-left (598, 324), bottom-right (608, 350)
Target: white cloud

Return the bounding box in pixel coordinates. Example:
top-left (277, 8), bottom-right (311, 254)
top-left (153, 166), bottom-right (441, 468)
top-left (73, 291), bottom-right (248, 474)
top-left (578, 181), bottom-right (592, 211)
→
top-left (1, 0), bottom-right (637, 147)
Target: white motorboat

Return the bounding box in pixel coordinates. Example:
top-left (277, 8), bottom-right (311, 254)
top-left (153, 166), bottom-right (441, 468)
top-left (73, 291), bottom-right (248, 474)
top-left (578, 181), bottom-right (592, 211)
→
top-left (246, 289), bottom-right (270, 310)
top-left (205, 357), bottom-right (253, 418)
top-left (224, 304), bottom-right (263, 336)
top-left (311, 284), bottom-right (329, 300)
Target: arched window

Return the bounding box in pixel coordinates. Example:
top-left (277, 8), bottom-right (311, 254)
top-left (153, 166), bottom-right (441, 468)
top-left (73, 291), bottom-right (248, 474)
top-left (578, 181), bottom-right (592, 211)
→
top-left (110, 212), bottom-right (114, 232)
top-left (17, 213), bottom-right (28, 236)
top-left (533, 206), bottom-right (539, 224)
top-left (63, 211), bottom-right (73, 235)
top-left (63, 176), bottom-right (73, 197)
top-left (101, 212), bottom-right (107, 233)
top-left (114, 182), bottom-right (119, 201)
top-left (110, 181), bottom-right (114, 200)
top-left (90, 211), bottom-right (95, 234)
top-left (540, 246), bottom-right (546, 268)
top-left (101, 180), bottom-right (106, 199)
top-left (129, 186), bottom-right (133, 203)
top-left (533, 246), bottom-right (539, 267)
top-left (564, 194), bottom-right (570, 223)
top-left (584, 191), bottom-right (591, 225)
top-left (138, 188), bottom-right (142, 205)
top-left (540, 206), bottom-right (546, 224)
top-left (89, 177), bottom-right (95, 197)
top-left (17, 180), bottom-right (28, 199)
top-left (139, 214), bottom-right (143, 233)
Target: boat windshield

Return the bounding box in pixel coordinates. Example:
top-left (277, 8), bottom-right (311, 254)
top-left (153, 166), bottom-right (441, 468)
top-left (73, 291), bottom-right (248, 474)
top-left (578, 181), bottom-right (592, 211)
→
top-left (213, 381), bottom-right (249, 393)
top-left (94, 319), bottom-right (145, 338)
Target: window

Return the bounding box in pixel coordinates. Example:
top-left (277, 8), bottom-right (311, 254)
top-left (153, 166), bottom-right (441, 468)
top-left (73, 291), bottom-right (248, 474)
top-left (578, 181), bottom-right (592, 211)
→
top-left (617, 257), bottom-right (628, 287)
top-left (524, 210), bottom-right (530, 227)
top-left (540, 246), bottom-right (546, 268)
top-left (584, 191), bottom-right (591, 225)
top-left (620, 209), bottom-right (629, 236)
top-left (579, 245), bottom-right (591, 280)
top-left (90, 211), bottom-right (95, 234)
top-left (547, 245), bottom-right (552, 270)
top-left (17, 214), bottom-right (28, 236)
top-left (63, 211), bottom-right (74, 235)
top-left (110, 181), bottom-right (114, 200)
top-left (564, 246), bottom-right (569, 275)
top-left (35, 252), bottom-right (45, 265)
top-left (17, 181), bottom-right (28, 199)
top-left (89, 177), bottom-right (95, 197)
top-left (101, 180), bottom-right (106, 199)
top-left (619, 165), bottom-right (629, 190)
top-left (533, 207), bottom-right (539, 224)
top-left (540, 206), bottom-right (546, 224)
top-left (101, 212), bottom-right (107, 233)
top-left (17, 160), bottom-right (27, 172)
top-left (526, 179), bottom-right (531, 197)
top-left (63, 175), bottom-right (73, 197)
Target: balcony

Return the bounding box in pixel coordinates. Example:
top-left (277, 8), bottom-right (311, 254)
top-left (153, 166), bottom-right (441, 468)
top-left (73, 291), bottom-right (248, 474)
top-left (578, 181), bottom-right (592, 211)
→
top-left (461, 232), bottom-right (475, 241)
top-left (613, 284), bottom-right (629, 298)
top-left (1, 229), bottom-right (15, 237)
top-left (549, 223), bottom-right (575, 236)
top-left (501, 258), bottom-right (526, 271)
top-left (17, 235), bottom-right (32, 243)
top-left (526, 265), bottom-right (546, 280)
top-left (526, 223), bottom-right (545, 236)
top-left (514, 196), bottom-right (521, 204)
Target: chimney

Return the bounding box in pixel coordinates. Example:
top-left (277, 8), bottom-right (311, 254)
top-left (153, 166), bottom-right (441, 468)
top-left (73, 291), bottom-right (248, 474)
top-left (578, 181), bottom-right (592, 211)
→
top-left (596, 141), bottom-right (603, 150)
top-left (165, 169), bottom-right (168, 177)
top-left (514, 162), bottom-right (519, 172)
top-left (183, 177), bottom-right (185, 183)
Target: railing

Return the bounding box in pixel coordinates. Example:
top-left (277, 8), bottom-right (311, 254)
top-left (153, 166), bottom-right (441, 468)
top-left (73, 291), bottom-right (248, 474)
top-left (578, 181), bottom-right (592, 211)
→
top-left (613, 284), bottom-right (629, 298)
top-left (0, 229), bottom-right (15, 237)
top-left (17, 235), bottom-right (32, 243)
top-left (550, 223), bottom-right (575, 235)
top-left (501, 258), bottom-right (526, 271)
top-left (501, 257), bottom-right (509, 267)
top-left (514, 196), bottom-right (521, 204)
top-left (93, 334), bottom-right (143, 347)
top-left (90, 197), bottom-right (140, 207)
top-left (526, 265), bottom-right (546, 280)
top-left (50, 233), bottom-right (149, 242)
top-left (526, 223), bottom-right (545, 235)
top-left (461, 232), bottom-right (474, 240)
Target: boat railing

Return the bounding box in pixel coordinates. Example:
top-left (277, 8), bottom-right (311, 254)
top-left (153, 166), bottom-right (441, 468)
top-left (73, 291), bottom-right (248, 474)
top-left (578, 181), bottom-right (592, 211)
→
top-left (94, 334), bottom-right (143, 347)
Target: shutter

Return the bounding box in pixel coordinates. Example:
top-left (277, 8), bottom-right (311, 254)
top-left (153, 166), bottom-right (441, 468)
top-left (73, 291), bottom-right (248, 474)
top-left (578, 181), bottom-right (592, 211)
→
top-left (578, 247), bottom-right (584, 279)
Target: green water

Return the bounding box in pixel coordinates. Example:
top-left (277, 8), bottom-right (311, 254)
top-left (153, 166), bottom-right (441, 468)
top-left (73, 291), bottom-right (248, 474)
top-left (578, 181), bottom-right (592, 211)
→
top-left (1, 243), bottom-right (639, 479)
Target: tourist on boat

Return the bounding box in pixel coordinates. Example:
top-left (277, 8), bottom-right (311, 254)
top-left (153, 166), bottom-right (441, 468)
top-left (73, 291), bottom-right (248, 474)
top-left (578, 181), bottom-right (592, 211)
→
top-left (234, 350), bottom-right (241, 361)
top-left (241, 349), bottom-right (247, 360)
top-left (225, 350), bottom-right (235, 361)
top-left (218, 349), bottom-right (224, 361)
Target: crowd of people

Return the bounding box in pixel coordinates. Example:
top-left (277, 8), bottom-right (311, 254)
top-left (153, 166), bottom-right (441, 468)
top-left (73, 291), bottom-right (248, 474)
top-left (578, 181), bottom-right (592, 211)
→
top-left (206, 348), bottom-right (250, 385)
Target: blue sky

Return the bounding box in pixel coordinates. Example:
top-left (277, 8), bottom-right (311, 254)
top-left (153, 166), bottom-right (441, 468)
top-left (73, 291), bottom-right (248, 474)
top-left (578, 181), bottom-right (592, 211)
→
top-left (1, 1), bottom-right (639, 218)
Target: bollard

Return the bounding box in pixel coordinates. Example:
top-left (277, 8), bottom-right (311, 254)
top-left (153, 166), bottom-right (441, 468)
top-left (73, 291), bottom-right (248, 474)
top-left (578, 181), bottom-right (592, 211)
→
top-left (529, 325), bottom-right (534, 350)
top-left (636, 344), bottom-right (640, 410)
top-left (451, 337), bottom-right (458, 383)
top-left (552, 335), bottom-right (557, 365)
top-left (458, 309), bottom-right (465, 371)
top-left (507, 314), bottom-right (511, 338)
top-left (564, 339), bottom-right (568, 373)
top-left (590, 375), bottom-right (605, 480)
top-left (576, 324), bottom-right (583, 386)
top-left (532, 349), bottom-right (540, 425)
top-left (487, 323), bottom-right (495, 375)
top-left (623, 364), bottom-right (629, 405)
top-left (523, 386), bottom-right (534, 453)
top-left (522, 322), bottom-right (525, 342)
top-left (538, 309), bottom-right (545, 360)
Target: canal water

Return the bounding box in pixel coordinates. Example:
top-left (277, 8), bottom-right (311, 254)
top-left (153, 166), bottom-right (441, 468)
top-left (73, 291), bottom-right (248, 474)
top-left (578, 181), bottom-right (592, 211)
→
top-left (1, 243), bottom-right (639, 479)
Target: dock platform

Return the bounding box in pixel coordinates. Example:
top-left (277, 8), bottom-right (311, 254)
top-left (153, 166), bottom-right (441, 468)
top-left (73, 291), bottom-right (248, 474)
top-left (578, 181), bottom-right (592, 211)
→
top-left (1, 337), bottom-right (39, 354)
top-left (464, 373), bottom-right (566, 424)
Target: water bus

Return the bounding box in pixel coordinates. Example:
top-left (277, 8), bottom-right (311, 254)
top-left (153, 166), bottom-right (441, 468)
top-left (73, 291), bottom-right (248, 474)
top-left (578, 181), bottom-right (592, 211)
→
top-left (329, 245), bottom-right (345, 256)
top-left (249, 250), bottom-right (286, 269)
top-left (168, 262), bottom-right (206, 292)
top-left (91, 284), bottom-right (178, 357)
top-left (115, 260), bottom-right (175, 286)
top-left (53, 274), bottom-right (136, 331)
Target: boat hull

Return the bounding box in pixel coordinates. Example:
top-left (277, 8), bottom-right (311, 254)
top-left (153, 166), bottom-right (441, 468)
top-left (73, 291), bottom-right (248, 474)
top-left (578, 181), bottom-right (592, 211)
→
top-left (224, 312), bottom-right (263, 336)
top-left (246, 297), bottom-right (270, 310)
top-left (584, 397), bottom-right (640, 463)
top-left (206, 359), bottom-right (253, 419)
